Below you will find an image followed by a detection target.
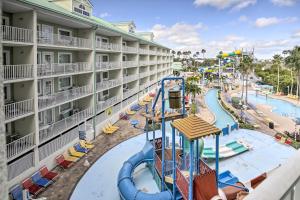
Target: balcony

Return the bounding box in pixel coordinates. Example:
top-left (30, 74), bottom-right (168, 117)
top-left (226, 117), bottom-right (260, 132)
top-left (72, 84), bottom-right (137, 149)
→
top-left (6, 133), bottom-right (34, 160)
top-left (3, 64), bottom-right (34, 83)
top-left (37, 32), bottom-right (91, 48)
top-left (139, 83), bottom-right (147, 90)
top-left (37, 62), bottom-right (92, 77)
top-left (149, 50), bottom-right (156, 55)
top-left (123, 46), bottom-right (138, 54)
top-left (139, 48), bottom-right (149, 54)
top-left (38, 85), bottom-right (93, 110)
top-left (123, 74), bottom-right (139, 83)
top-left (123, 88), bottom-right (138, 99)
top-left (5, 99), bottom-right (34, 122)
top-left (97, 95), bottom-right (122, 112)
top-left (139, 71), bottom-right (149, 78)
top-left (96, 79), bottom-right (122, 92)
top-left (39, 107), bottom-right (93, 143)
top-left (96, 61), bottom-right (121, 71)
top-left (149, 61), bottom-right (157, 65)
top-left (1, 25), bottom-right (33, 43)
top-left (123, 61), bottom-right (138, 68)
top-left (139, 61), bottom-right (149, 66)
top-left (95, 42), bottom-right (121, 51)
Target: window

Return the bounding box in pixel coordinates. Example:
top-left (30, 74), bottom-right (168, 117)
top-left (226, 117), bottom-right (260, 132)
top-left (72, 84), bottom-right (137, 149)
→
top-left (59, 102), bottom-right (73, 113)
top-left (102, 37), bottom-right (109, 44)
top-left (122, 55), bottom-right (127, 61)
top-left (58, 28), bottom-right (72, 40)
top-left (4, 84), bottom-right (11, 102)
top-left (102, 72), bottom-right (109, 80)
top-left (74, 3), bottom-right (90, 16)
top-left (102, 55), bottom-right (109, 62)
top-left (96, 73), bottom-right (101, 82)
top-left (58, 53), bottom-right (72, 63)
top-left (98, 90), bottom-right (109, 101)
top-left (122, 41), bottom-right (127, 46)
top-left (38, 80), bottom-right (42, 96)
top-left (59, 76), bottom-right (72, 90)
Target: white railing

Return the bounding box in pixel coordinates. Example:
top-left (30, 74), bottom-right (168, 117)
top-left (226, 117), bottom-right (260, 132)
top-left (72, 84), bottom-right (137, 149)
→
top-left (96, 79), bottom-right (122, 92)
top-left (123, 94), bottom-right (137, 107)
top-left (6, 133), bottom-right (34, 160)
top-left (139, 61), bottom-right (149, 66)
top-left (123, 61), bottom-right (138, 68)
top-left (95, 42), bottom-right (121, 51)
top-left (37, 31), bottom-right (91, 48)
top-left (97, 95), bottom-right (122, 112)
top-left (37, 62), bottom-right (91, 77)
top-left (7, 152), bottom-right (34, 181)
top-left (139, 83), bottom-right (147, 90)
top-left (139, 48), bottom-right (149, 54)
top-left (123, 74), bottom-right (139, 83)
top-left (149, 61), bottom-right (157, 65)
top-left (123, 88), bottom-right (138, 99)
top-left (38, 85), bottom-right (93, 110)
top-left (5, 99), bottom-right (34, 121)
top-left (139, 71), bottom-right (149, 78)
top-left (1, 25), bottom-right (33, 43)
top-left (123, 46), bottom-right (138, 53)
top-left (39, 107), bottom-right (93, 143)
top-left (95, 61), bottom-right (121, 71)
top-left (149, 50), bottom-right (157, 55)
top-left (3, 64), bottom-right (34, 82)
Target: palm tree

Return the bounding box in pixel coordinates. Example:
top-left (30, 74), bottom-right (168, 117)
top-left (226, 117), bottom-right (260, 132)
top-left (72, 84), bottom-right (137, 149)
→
top-left (239, 55), bottom-right (254, 104)
top-left (285, 46), bottom-right (300, 98)
top-left (272, 54), bottom-right (282, 94)
top-left (177, 51), bottom-right (182, 59)
top-left (283, 50), bottom-right (291, 95)
top-left (201, 49), bottom-right (206, 59)
top-left (186, 77), bottom-right (201, 105)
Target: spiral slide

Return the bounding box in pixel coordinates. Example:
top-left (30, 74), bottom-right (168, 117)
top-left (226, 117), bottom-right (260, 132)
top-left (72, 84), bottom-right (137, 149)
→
top-left (117, 141), bottom-right (172, 200)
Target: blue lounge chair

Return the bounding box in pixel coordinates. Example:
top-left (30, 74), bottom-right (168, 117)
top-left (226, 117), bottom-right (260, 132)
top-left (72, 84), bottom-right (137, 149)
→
top-left (31, 171), bottom-right (52, 188)
top-left (10, 185), bottom-right (23, 200)
top-left (74, 143), bottom-right (88, 153)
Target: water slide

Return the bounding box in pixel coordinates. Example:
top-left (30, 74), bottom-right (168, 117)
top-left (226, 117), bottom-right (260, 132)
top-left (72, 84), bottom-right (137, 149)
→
top-left (117, 141), bottom-right (172, 200)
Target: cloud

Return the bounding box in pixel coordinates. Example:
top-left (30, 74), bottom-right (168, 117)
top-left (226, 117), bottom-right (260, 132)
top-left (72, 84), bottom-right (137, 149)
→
top-left (292, 30), bottom-right (300, 38)
top-left (271, 0), bottom-right (297, 6)
top-left (255, 17), bottom-right (298, 27)
top-left (99, 12), bottom-right (110, 18)
top-left (193, 0), bottom-right (256, 10)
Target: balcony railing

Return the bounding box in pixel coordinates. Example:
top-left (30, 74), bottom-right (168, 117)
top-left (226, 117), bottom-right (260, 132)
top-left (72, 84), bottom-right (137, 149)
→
top-left (95, 42), bottom-right (121, 51)
top-left (139, 48), bottom-right (149, 54)
top-left (39, 107), bottom-right (93, 143)
top-left (1, 25), bottom-right (33, 43)
top-left (37, 31), bottom-right (91, 48)
top-left (97, 95), bottom-right (122, 112)
top-left (38, 85), bottom-right (93, 110)
top-left (95, 61), bottom-right (121, 71)
top-left (5, 99), bottom-right (34, 121)
top-left (139, 71), bottom-right (149, 78)
top-left (123, 74), bottom-right (139, 83)
top-left (96, 79), bottom-right (122, 92)
top-left (123, 61), bottom-right (138, 68)
top-left (123, 46), bottom-right (138, 53)
top-left (6, 133), bottom-right (34, 160)
top-left (3, 64), bottom-right (34, 82)
top-left (123, 88), bottom-right (138, 99)
top-left (37, 62), bottom-right (91, 77)
top-left (149, 61), bottom-right (157, 65)
top-left (149, 50), bottom-right (156, 55)
top-left (139, 61), bottom-right (149, 66)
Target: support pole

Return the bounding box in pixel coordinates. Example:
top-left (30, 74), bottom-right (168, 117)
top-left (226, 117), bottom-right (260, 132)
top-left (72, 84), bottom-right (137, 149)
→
top-left (196, 139), bottom-right (199, 174)
top-left (182, 134), bottom-right (186, 169)
top-left (216, 134), bottom-right (220, 185)
top-left (189, 140), bottom-right (194, 200)
top-left (172, 126), bottom-right (176, 199)
top-left (161, 80), bottom-right (166, 191)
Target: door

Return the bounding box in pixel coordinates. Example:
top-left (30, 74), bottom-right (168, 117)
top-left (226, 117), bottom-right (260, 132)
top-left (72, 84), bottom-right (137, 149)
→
top-left (3, 50), bottom-right (10, 65)
top-left (2, 16), bottom-right (9, 26)
top-left (43, 79), bottom-right (54, 95)
top-left (42, 52), bottom-right (54, 64)
top-left (45, 109), bottom-right (54, 124)
top-left (41, 24), bottom-right (53, 43)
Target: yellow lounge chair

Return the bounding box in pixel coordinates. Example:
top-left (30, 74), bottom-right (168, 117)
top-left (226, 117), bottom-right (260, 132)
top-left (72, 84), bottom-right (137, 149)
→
top-left (126, 109), bottom-right (136, 115)
top-left (80, 140), bottom-right (94, 149)
top-left (69, 147), bottom-right (85, 158)
top-left (138, 101), bottom-right (147, 106)
top-left (108, 122), bottom-right (119, 130)
top-left (103, 127), bottom-right (116, 134)
top-left (105, 125), bottom-right (118, 131)
top-left (143, 96), bottom-right (152, 102)
top-left (63, 152), bottom-right (79, 162)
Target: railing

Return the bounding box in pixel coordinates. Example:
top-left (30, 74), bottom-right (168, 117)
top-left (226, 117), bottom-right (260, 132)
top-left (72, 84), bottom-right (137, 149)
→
top-left (123, 61), bottom-right (138, 68)
top-left (37, 31), bottom-right (91, 48)
top-left (7, 152), bottom-right (34, 181)
top-left (123, 88), bottom-right (138, 99)
top-left (6, 133), bottom-right (34, 160)
top-left (1, 25), bottom-right (33, 43)
top-left (3, 64), bottom-right (34, 82)
top-left (95, 61), bottom-right (121, 71)
top-left (37, 62), bottom-right (91, 77)
top-left (139, 48), bottom-right (149, 54)
top-left (38, 85), bottom-right (93, 110)
top-left (139, 71), bottom-right (149, 78)
top-left (149, 50), bottom-right (157, 55)
top-left (139, 83), bottom-right (147, 90)
top-left (139, 61), bottom-right (149, 66)
top-left (96, 79), bottom-right (122, 92)
top-left (95, 42), bottom-right (121, 51)
top-left (149, 61), bottom-right (157, 65)
top-left (123, 74), bottom-right (139, 83)
top-left (97, 95), bottom-right (122, 112)
top-left (5, 99), bottom-right (34, 121)
top-left (39, 107), bottom-right (93, 143)
top-left (123, 46), bottom-right (138, 53)
top-left (176, 167), bottom-right (189, 200)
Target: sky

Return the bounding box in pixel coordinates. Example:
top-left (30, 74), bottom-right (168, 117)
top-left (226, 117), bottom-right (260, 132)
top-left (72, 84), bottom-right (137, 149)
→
top-left (91, 0), bottom-right (300, 59)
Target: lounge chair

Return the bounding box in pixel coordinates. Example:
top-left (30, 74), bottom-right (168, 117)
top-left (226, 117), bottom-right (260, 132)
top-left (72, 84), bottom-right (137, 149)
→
top-left (126, 109), bottom-right (136, 115)
top-left (63, 152), bottom-right (80, 162)
top-left (31, 171), bottom-right (53, 187)
top-left (80, 140), bottom-right (94, 149)
top-left (39, 166), bottom-right (59, 181)
top-left (69, 146), bottom-right (86, 157)
top-left (55, 155), bottom-right (74, 169)
top-left (10, 185), bottom-right (23, 200)
top-left (103, 127), bottom-right (116, 134)
top-left (22, 178), bottom-right (43, 196)
top-left (107, 122), bottom-right (119, 130)
top-left (74, 143), bottom-right (88, 153)
top-left (138, 101), bottom-right (147, 106)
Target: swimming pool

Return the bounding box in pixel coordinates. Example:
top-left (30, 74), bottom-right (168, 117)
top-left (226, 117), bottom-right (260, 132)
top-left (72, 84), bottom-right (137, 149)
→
top-left (247, 92), bottom-right (300, 118)
top-left (205, 89), bottom-right (236, 128)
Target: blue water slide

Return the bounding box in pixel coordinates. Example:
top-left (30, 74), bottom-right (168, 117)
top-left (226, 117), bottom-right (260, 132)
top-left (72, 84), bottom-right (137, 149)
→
top-left (117, 141), bottom-right (172, 200)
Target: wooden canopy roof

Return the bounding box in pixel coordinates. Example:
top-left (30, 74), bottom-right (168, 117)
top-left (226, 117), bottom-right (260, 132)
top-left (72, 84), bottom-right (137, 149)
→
top-left (171, 115), bottom-right (221, 140)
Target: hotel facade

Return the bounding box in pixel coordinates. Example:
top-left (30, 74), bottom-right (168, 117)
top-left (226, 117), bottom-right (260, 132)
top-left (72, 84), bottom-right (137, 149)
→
top-left (0, 0), bottom-right (172, 193)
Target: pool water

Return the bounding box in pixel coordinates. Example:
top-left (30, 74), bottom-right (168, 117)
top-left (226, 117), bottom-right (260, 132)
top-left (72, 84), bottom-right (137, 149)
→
top-left (205, 89), bottom-right (236, 128)
top-left (247, 92), bottom-right (300, 118)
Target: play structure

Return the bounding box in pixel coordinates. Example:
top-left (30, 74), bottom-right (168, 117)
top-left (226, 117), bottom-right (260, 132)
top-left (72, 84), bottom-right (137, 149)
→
top-left (117, 77), bottom-right (249, 200)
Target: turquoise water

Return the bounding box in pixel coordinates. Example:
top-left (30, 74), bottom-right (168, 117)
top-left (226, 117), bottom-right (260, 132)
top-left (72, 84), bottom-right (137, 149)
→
top-left (247, 92), bottom-right (300, 118)
top-left (205, 89), bottom-right (235, 129)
